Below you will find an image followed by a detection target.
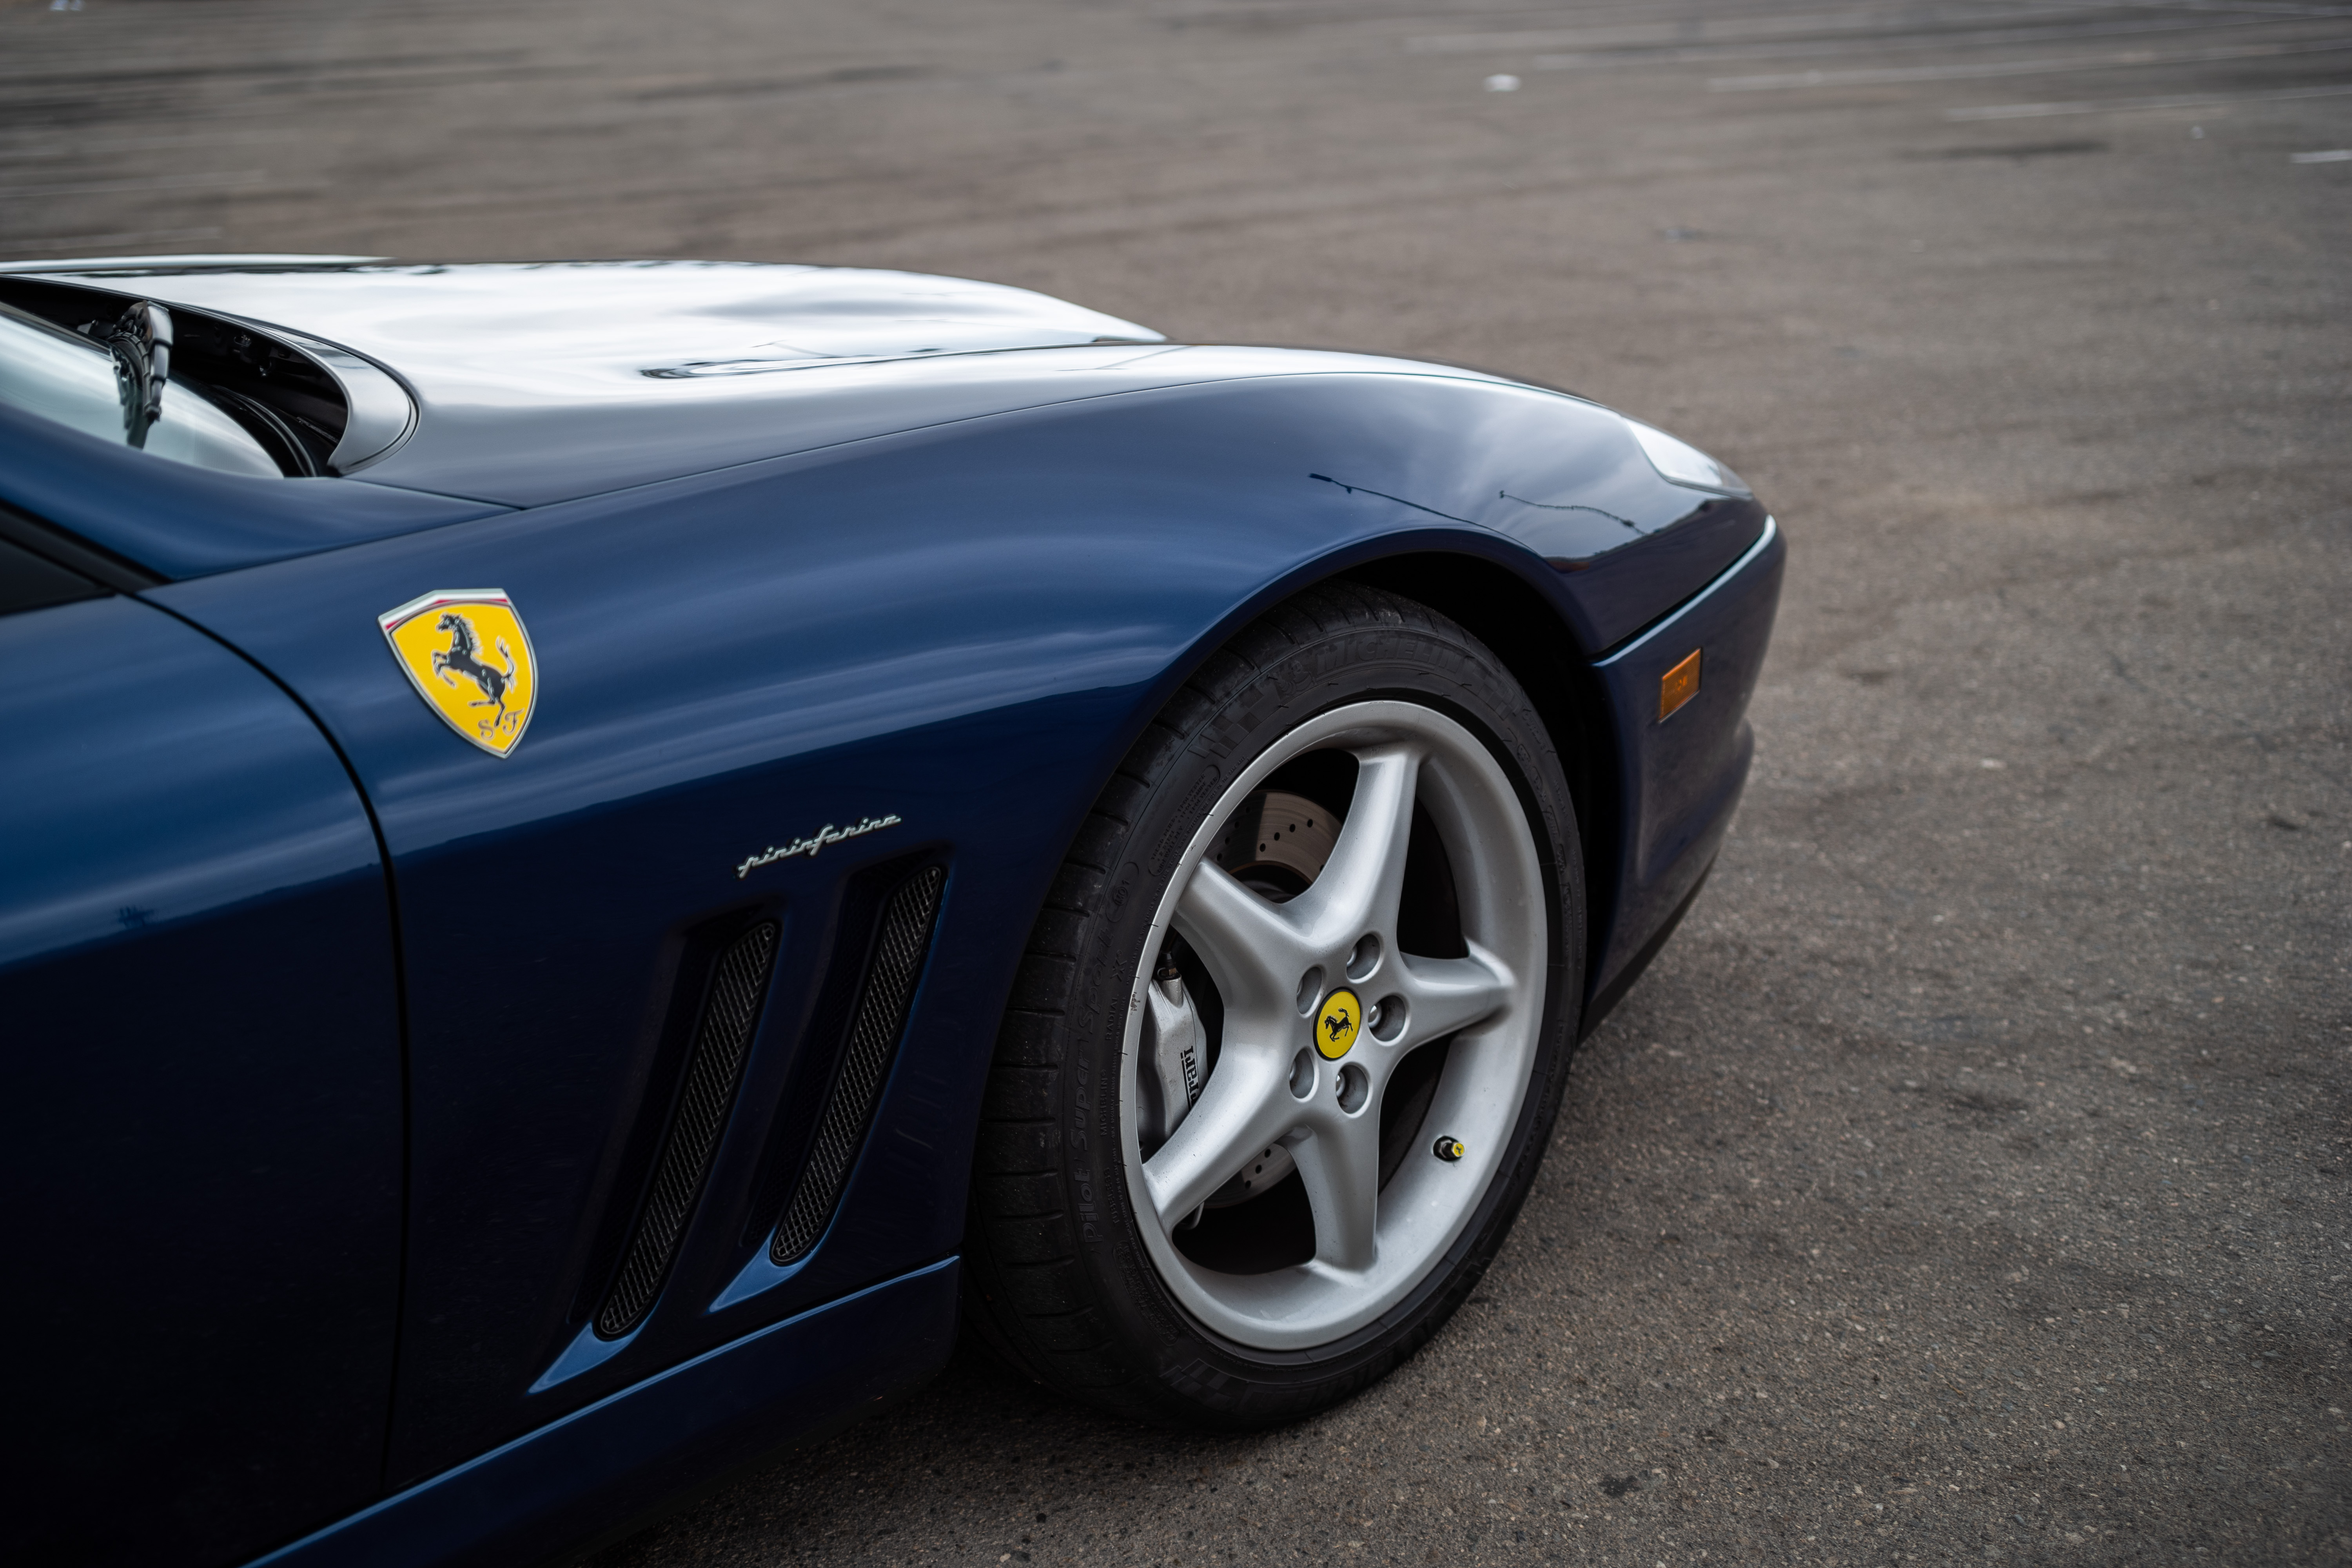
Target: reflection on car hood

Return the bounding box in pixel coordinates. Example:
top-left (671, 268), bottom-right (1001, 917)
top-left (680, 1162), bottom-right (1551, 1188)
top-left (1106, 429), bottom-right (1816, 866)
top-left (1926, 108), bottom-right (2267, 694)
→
top-left (12, 260), bottom-right (1508, 507)
top-left (98, 260), bottom-right (1164, 377)
top-left (0, 263), bottom-right (1327, 505)
top-left (23, 257), bottom-right (1505, 503)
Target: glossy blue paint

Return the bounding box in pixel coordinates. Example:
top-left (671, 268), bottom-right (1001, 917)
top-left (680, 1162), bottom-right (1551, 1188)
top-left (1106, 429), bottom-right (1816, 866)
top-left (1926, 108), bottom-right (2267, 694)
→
top-left (138, 371), bottom-right (1763, 1491)
top-left (1587, 521), bottom-right (1787, 1009)
top-left (250, 1258), bottom-right (959, 1568)
top-left (0, 593), bottom-right (403, 1568)
top-left (532, 1313), bottom-right (646, 1394)
top-left (1, 261), bottom-right (1748, 626)
top-left (0, 261), bottom-right (1783, 1568)
top-left (0, 400), bottom-right (510, 578)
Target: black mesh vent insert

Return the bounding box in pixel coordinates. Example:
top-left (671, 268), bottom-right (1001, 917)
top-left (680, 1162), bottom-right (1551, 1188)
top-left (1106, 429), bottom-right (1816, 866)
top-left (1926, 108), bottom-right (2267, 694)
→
top-left (595, 920), bottom-right (780, 1339)
top-left (770, 865), bottom-right (945, 1264)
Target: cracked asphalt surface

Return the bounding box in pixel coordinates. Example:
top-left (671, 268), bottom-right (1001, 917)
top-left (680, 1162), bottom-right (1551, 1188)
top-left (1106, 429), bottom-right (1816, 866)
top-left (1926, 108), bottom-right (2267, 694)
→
top-left (6, 0), bottom-right (2347, 1563)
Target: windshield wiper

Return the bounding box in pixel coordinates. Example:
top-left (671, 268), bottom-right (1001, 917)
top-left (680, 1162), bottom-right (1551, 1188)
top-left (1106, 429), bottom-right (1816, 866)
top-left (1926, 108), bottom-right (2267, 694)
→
top-left (101, 301), bottom-right (172, 448)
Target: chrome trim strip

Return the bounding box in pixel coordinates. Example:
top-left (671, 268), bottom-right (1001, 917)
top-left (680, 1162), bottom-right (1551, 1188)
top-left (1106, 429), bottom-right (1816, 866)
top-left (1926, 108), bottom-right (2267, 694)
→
top-left (1593, 514), bottom-right (1778, 668)
top-left (275, 329), bottom-right (417, 472)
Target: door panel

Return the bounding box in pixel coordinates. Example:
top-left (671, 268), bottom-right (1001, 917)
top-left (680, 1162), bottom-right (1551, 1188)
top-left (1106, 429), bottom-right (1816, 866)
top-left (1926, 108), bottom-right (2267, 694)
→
top-left (0, 596), bottom-right (403, 1568)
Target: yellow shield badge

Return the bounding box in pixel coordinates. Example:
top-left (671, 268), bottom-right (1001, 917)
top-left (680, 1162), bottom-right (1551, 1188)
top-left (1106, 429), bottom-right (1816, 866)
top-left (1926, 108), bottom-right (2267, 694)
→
top-left (378, 589), bottom-right (539, 757)
top-left (1316, 987), bottom-right (1362, 1060)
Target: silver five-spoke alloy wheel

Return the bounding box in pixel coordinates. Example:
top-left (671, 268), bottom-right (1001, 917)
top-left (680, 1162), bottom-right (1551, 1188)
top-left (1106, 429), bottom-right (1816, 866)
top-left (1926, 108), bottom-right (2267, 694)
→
top-left (1118, 700), bottom-right (1547, 1350)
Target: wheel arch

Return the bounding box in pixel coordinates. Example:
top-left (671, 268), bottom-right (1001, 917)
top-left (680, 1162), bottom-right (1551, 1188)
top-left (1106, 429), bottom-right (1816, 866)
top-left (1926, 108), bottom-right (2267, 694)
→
top-left (1338, 551), bottom-right (1621, 1032)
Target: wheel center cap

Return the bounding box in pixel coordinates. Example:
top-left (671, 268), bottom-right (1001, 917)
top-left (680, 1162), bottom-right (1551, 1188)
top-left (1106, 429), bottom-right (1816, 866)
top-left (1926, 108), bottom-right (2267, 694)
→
top-left (1314, 987), bottom-right (1363, 1060)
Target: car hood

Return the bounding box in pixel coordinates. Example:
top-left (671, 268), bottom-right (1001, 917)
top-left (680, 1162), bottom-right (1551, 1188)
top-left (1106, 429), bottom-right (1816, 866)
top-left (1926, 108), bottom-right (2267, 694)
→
top-left (8, 260), bottom-right (1499, 507)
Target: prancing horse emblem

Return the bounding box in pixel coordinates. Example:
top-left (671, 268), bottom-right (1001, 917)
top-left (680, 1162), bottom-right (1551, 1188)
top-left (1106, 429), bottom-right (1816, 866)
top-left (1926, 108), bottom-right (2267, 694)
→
top-left (379, 589), bottom-right (539, 757)
top-left (1316, 986), bottom-right (1362, 1060)
top-left (431, 612), bottom-right (516, 726)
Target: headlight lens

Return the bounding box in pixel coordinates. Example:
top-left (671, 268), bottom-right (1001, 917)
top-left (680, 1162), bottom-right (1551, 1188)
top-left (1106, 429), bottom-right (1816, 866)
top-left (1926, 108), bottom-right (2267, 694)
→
top-left (1625, 417), bottom-right (1750, 496)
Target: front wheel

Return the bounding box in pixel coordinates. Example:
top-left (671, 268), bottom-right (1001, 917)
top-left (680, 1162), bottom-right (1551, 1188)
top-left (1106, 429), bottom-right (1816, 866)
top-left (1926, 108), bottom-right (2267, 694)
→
top-left (963, 583), bottom-right (1583, 1426)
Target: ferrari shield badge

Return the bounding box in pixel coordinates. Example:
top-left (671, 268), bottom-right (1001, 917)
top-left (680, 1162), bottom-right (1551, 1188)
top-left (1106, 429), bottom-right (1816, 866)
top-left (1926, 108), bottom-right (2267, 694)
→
top-left (378, 589), bottom-right (539, 757)
top-left (1316, 987), bottom-right (1362, 1060)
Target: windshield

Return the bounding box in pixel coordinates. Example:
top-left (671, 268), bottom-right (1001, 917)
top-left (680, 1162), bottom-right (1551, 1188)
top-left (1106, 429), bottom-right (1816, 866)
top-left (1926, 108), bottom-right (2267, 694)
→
top-left (0, 304), bottom-right (281, 478)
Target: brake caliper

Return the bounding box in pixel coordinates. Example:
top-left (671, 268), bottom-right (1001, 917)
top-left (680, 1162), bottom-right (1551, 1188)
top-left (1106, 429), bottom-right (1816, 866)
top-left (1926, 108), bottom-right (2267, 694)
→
top-left (1141, 957), bottom-right (1204, 1145)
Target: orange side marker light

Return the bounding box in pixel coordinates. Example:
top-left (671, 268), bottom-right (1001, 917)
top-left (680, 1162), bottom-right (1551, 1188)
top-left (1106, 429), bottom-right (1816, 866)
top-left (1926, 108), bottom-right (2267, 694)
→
top-left (1659, 648), bottom-right (1702, 720)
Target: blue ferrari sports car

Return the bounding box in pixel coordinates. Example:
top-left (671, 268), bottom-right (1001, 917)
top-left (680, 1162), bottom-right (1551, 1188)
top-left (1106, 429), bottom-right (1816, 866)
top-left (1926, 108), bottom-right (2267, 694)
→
top-left (0, 258), bottom-right (1782, 1568)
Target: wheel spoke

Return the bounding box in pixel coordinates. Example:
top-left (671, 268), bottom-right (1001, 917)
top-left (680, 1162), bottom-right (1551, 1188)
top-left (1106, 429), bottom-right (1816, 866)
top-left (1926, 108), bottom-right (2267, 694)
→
top-left (1174, 858), bottom-right (1307, 1018)
top-left (1290, 1111), bottom-right (1383, 1273)
top-left (1140, 1046), bottom-right (1301, 1228)
top-left (1395, 940), bottom-right (1515, 1046)
top-left (1284, 743), bottom-right (1421, 949)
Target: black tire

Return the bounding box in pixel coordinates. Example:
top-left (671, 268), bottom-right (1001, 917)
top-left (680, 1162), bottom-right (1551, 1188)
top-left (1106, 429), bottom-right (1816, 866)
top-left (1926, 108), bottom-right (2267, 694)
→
top-left (961, 581), bottom-right (1584, 1426)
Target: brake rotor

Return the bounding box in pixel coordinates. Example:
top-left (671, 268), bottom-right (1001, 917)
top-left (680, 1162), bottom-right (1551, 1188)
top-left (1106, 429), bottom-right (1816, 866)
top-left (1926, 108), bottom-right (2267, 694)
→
top-left (1213, 789), bottom-right (1338, 902)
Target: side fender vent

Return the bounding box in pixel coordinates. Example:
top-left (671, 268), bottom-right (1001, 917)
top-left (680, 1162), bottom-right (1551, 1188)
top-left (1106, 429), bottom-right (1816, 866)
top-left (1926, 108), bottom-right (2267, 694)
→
top-left (595, 920), bottom-right (780, 1339)
top-left (769, 864), bottom-right (946, 1265)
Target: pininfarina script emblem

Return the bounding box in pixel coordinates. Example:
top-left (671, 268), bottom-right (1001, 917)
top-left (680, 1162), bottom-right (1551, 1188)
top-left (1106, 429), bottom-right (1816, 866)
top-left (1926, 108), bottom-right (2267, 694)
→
top-left (378, 589), bottom-right (539, 757)
top-left (736, 814), bottom-right (902, 879)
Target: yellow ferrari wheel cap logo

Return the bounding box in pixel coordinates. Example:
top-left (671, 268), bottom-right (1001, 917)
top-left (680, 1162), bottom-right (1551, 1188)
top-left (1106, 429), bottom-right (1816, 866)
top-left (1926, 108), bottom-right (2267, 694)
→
top-left (1316, 987), bottom-right (1362, 1060)
top-left (379, 589), bottom-right (539, 757)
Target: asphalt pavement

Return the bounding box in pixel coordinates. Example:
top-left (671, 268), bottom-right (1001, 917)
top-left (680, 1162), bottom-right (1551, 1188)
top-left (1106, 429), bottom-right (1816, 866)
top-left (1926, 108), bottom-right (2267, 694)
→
top-left (5, 1), bottom-right (2347, 1563)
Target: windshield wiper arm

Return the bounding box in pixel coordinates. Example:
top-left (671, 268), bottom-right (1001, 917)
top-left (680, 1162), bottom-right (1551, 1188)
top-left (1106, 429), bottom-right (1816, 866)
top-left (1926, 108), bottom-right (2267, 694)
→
top-left (103, 301), bottom-right (172, 448)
